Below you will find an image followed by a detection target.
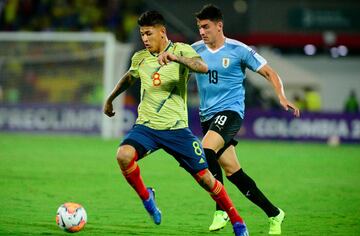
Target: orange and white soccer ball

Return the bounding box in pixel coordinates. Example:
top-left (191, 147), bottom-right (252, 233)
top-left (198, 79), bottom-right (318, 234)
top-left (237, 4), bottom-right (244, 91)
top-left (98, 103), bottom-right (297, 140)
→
top-left (56, 202), bottom-right (87, 233)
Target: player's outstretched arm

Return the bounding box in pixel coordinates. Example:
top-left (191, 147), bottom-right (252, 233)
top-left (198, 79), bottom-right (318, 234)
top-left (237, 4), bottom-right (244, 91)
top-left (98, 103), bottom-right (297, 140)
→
top-left (158, 51), bottom-right (208, 73)
top-left (176, 56), bottom-right (208, 73)
top-left (103, 71), bottom-right (138, 117)
top-left (258, 64), bottom-right (300, 117)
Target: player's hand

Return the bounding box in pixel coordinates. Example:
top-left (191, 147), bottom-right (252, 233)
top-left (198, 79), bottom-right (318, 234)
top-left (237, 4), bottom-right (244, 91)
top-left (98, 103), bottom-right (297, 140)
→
top-left (279, 97), bottom-right (300, 117)
top-left (103, 100), bottom-right (115, 117)
top-left (158, 51), bottom-right (178, 66)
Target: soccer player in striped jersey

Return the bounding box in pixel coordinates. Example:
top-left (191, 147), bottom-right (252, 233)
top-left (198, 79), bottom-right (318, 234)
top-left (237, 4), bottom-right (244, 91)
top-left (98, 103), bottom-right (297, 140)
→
top-left (191, 4), bottom-right (300, 235)
top-left (104, 10), bottom-right (248, 236)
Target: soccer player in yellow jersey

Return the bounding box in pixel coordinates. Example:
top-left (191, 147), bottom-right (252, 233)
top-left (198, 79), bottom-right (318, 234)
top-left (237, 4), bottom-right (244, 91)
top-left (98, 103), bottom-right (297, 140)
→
top-left (103, 11), bottom-right (249, 236)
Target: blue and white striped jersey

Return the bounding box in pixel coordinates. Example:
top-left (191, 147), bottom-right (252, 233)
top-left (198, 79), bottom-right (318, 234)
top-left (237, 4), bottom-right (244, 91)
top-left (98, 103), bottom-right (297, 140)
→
top-left (192, 38), bottom-right (266, 121)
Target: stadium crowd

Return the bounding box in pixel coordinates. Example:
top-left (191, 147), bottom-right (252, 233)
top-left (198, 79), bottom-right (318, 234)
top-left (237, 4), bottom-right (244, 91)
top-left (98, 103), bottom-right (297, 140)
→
top-left (0, 0), bottom-right (144, 41)
top-left (3, 0), bottom-right (354, 113)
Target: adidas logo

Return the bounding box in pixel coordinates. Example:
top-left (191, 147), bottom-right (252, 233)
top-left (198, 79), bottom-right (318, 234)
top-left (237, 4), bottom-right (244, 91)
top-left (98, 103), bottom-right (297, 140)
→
top-left (199, 158), bottom-right (205, 164)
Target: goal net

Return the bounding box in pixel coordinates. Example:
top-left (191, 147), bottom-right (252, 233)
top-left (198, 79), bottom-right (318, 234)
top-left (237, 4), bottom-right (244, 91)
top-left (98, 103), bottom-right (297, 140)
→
top-left (0, 32), bottom-right (133, 138)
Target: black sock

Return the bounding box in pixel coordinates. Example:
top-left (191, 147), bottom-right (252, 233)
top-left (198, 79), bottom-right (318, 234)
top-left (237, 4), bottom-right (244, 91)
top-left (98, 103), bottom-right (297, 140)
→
top-left (227, 169), bottom-right (280, 217)
top-left (204, 148), bottom-right (223, 211)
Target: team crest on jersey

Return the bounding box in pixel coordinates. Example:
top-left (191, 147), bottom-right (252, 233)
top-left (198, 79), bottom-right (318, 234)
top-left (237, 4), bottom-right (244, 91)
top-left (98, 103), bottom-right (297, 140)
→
top-left (222, 58), bottom-right (230, 68)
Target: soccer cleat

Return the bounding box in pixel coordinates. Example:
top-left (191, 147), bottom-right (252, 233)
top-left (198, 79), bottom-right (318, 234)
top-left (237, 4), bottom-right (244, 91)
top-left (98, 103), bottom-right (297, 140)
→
top-left (209, 210), bottom-right (230, 231)
top-left (142, 187), bottom-right (162, 225)
top-left (233, 222), bottom-right (249, 236)
top-left (268, 208), bottom-right (285, 235)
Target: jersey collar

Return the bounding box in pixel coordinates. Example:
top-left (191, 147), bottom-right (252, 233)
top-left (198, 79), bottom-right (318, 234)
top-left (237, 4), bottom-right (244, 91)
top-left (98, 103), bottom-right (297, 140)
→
top-left (150, 41), bottom-right (173, 57)
top-left (205, 38), bottom-right (226, 54)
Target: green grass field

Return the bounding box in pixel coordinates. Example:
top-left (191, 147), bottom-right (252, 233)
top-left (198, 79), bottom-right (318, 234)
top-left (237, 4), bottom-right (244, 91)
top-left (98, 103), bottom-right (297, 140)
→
top-left (0, 133), bottom-right (359, 236)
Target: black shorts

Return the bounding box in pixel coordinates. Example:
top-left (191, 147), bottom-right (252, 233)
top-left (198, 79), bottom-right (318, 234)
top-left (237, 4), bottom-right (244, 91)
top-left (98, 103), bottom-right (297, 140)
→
top-left (201, 110), bottom-right (243, 156)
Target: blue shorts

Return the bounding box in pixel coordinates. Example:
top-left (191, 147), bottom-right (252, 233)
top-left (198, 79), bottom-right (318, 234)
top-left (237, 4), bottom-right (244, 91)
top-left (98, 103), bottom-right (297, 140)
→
top-left (120, 124), bottom-right (208, 174)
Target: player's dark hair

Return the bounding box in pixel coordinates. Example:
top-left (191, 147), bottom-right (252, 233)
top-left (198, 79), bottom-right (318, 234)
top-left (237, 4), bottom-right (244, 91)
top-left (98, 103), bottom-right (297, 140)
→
top-left (138, 10), bottom-right (166, 27)
top-left (195, 4), bottom-right (223, 22)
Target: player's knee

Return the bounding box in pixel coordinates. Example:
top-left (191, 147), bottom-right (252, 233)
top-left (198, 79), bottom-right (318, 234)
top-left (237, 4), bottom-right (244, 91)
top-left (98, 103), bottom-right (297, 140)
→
top-left (202, 132), bottom-right (224, 152)
top-left (202, 142), bottom-right (220, 153)
top-left (116, 145), bottom-right (135, 169)
top-left (222, 164), bottom-right (241, 176)
top-left (224, 168), bottom-right (239, 176)
top-left (194, 169), bottom-right (214, 191)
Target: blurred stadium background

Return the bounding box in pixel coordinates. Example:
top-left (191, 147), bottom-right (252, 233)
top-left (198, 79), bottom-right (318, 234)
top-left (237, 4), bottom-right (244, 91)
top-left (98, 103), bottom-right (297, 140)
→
top-left (0, 0), bottom-right (359, 141)
top-left (0, 1), bottom-right (360, 235)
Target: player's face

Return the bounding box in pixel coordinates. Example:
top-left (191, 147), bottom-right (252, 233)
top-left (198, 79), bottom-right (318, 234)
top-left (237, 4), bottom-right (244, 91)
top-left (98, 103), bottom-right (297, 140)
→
top-left (139, 25), bottom-right (165, 53)
top-left (197, 19), bottom-right (222, 45)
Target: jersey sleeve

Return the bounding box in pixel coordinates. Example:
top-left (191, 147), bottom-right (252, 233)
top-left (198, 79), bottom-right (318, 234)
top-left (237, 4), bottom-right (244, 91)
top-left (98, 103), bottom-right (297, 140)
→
top-left (240, 46), bottom-right (267, 72)
top-left (128, 52), bottom-right (142, 78)
top-left (174, 43), bottom-right (201, 59)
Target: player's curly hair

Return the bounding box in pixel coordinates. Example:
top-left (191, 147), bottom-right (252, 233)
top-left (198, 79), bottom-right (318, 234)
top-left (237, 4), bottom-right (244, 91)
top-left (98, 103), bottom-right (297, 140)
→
top-left (195, 4), bottom-right (223, 22)
top-left (138, 10), bottom-right (166, 27)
